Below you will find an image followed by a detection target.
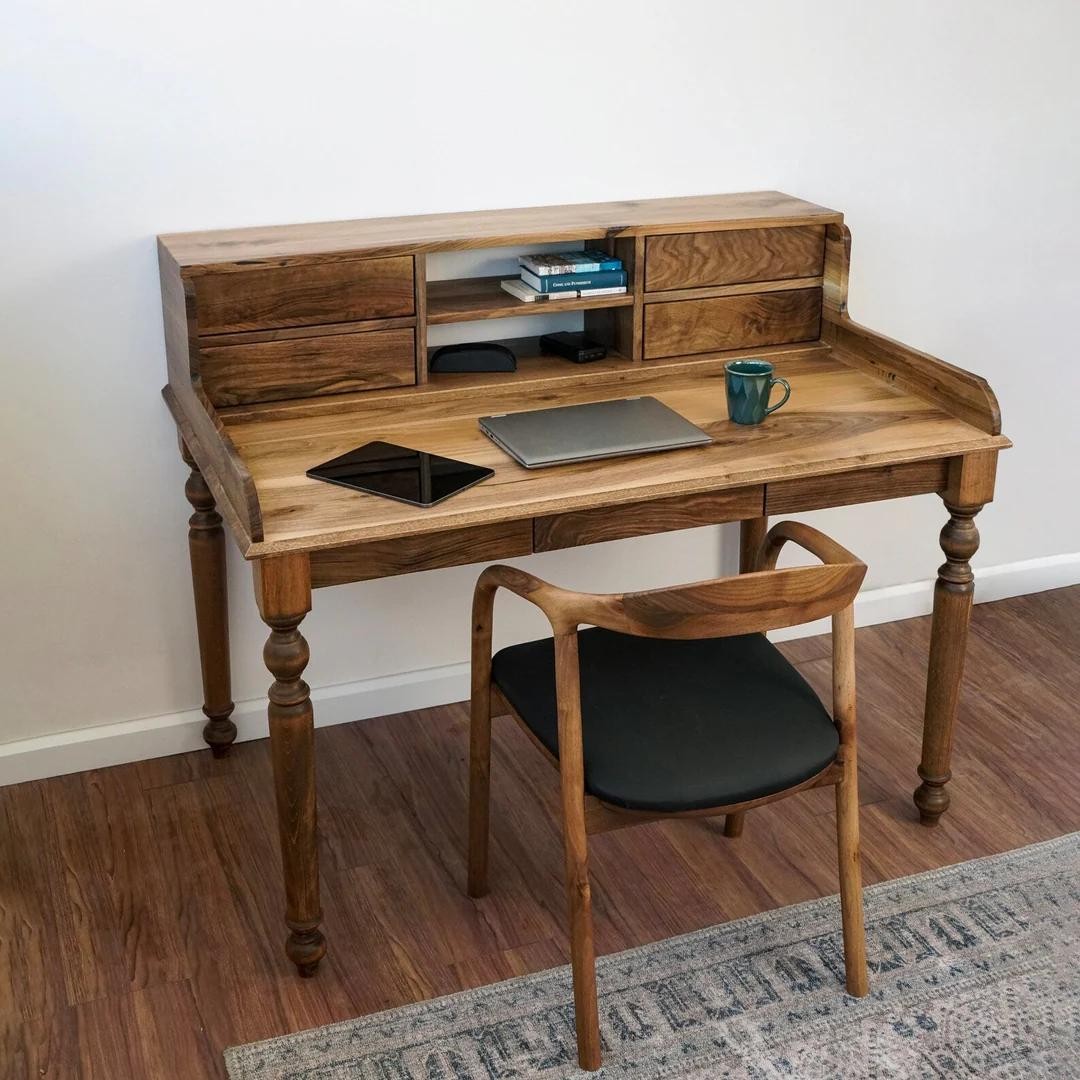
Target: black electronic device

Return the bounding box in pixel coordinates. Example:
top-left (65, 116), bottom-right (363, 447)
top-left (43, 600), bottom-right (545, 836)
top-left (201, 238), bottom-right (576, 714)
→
top-left (306, 441), bottom-right (493, 507)
top-left (539, 331), bottom-right (607, 364)
top-left (429, 342), bottom-right (517, 374)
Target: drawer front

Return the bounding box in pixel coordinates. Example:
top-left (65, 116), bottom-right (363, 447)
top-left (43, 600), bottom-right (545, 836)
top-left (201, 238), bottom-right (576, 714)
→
top-left (644, 288), bottom-right (822, 359)
top-left (310, 520), bottom-right (533, 588)
top-left (646, 226), bottom-right (825, 292)
top-left (195, 256), bottom-right (415, 334)
top-left (766, 460), bottom-right (948, 514)
top-left (200, 327), bottom-right (416, 406)
top-left (534, 487), bottom-right (764, 551)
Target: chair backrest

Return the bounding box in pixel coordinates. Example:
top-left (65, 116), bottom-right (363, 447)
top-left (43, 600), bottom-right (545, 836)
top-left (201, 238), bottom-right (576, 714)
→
top-left (583, 563), bottom-right (864, 639)
top-left (474, 521), bottom-right (865, 641)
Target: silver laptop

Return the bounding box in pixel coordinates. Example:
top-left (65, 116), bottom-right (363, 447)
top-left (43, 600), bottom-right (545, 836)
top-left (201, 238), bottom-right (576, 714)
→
top-left (478, 396), bottom-right (712, 469)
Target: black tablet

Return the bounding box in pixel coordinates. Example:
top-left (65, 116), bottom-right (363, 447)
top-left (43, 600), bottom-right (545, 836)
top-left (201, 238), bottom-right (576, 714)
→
top-left (306, 441), bottom-right (493, 508)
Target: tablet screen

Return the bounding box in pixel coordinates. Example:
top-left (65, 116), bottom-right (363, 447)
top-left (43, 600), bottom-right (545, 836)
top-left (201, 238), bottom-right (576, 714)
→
top-left (306, 441), bottom-right (493, 508)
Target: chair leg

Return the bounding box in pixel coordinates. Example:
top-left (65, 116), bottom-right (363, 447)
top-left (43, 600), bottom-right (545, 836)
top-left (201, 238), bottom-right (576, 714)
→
top-left (467, 687), bottom-right (492, 898)
top-left (562, 818), bottom-right (601, 1070)
top-left (723, 812), bottom-right (746, 837)
top-left (835, 770), bottom-right (869, 996)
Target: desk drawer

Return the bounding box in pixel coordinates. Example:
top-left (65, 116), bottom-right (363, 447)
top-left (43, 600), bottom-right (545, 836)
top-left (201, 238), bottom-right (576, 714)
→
top-left (534, 487), bottom-right (763, 551)
top-left (766, 460), bottom-right (948, 514)
top-left (310, 520), bottom-right (533, 588)
top-left (195, 256), bottom-right (415, 334)
top-left (644, 288), bottom-right (822, 359)
top-left (646, 226), bottom-right (825, 292)
top-left (200, 327), bottom-right (416, 406)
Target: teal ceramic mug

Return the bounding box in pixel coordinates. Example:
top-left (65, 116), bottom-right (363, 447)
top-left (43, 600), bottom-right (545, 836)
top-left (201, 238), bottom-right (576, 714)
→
top-left (725, 359), bottom-right (791, 425)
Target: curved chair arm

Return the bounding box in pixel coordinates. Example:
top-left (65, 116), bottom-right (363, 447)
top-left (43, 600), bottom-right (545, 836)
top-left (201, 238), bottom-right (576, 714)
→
top-left (758, 521), bottom-right (862, 572)
top-left (471, 566), bottom-right (586, 732)
top-left (473, 564), bottom-right (582, 634)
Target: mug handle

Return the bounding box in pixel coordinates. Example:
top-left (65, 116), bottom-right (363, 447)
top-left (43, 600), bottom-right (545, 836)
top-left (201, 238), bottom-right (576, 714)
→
top-left (765, 377), bottom-right (791, 415)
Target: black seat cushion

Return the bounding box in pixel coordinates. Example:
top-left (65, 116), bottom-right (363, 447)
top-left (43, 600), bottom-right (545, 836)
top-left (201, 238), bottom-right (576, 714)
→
top-left (491, 627), bottom-right (838, 813)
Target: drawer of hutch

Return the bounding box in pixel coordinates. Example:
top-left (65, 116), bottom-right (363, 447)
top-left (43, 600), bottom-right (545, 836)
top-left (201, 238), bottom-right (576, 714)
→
top-left (643, 287), bottom-right (822, 359)
top-left (194, 256), bottom-right (415, 334)
top-left (200, 327), bottom-right (416, 406)
top-left (645, 225), bottom-right (825, 292)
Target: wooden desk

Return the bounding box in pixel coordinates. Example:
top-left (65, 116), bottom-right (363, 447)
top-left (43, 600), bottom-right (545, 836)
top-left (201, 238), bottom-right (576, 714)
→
top-left (158, 192), bottom-right (1010, 975)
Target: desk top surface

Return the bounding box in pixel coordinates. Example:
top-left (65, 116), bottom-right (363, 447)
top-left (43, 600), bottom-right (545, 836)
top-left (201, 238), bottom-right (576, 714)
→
top-left (160, 191), bottom-right (842, 273)
top-left (220, 347), bottom-right (1009, 557)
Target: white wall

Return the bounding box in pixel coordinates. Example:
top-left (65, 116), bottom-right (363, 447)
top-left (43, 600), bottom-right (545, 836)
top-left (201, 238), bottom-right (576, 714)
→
top-left (3, 0), bottom-right (1078, 753)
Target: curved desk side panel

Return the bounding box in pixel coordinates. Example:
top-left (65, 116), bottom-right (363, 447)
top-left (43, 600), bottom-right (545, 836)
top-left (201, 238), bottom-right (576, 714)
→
top-left (159, 240), bottom-right (264, 547)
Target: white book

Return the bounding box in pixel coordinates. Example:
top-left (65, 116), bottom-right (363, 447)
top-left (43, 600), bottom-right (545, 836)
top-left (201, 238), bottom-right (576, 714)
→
top-left (578, 286), bottom-right (628, 297)
top-left (500, 278), bottom-right (579, 302)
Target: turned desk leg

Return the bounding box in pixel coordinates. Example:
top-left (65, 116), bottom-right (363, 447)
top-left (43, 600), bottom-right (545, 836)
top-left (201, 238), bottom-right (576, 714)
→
top-left (180, 439), bottom-right (236, 756)
top-left (914, 499), bottom-right (982, 825)
top-left (255, 554), bottom-right (325, 976)
top-left (739, 515), bottom-right (768, 576)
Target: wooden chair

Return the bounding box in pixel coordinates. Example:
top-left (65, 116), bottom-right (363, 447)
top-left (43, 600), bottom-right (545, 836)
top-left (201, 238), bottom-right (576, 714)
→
top-left (465, 521), bottom-right (870, 1071)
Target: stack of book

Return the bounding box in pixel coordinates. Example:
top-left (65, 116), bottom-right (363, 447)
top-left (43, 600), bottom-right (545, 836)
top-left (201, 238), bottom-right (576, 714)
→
top-left (500, 249), bottom-right (627, 303)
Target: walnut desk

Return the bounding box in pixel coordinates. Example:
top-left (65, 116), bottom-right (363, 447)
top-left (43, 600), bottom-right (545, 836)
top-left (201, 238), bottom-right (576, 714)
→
top-left (158, 192), bottom-right (1010, 975)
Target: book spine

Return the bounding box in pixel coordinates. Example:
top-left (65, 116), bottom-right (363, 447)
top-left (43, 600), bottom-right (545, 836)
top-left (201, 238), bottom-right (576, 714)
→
top-left (500, 279), bottom-right (581, 302)
top-left (520, 269), bottom-right (627, 294)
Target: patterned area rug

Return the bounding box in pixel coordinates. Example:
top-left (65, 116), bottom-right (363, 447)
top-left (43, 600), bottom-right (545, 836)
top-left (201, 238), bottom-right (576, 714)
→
top-left (226, 833), bottom-right (1080, 1079)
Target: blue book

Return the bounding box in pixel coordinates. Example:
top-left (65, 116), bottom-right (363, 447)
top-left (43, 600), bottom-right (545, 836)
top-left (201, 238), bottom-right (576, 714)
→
top-left (518, 249), bottom-right (623, 275)
top-left (519, 268), bottom-right (627, 294)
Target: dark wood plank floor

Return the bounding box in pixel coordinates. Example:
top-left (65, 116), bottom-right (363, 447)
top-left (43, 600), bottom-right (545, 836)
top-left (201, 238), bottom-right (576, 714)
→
top-left (2, 587), bottom-right (1078, 1079)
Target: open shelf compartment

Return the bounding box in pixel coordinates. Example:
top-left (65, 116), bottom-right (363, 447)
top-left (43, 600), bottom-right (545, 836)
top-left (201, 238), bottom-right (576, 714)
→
top-left (426, 334), bottom-right (633, 390)
top-left (426, 274), bottom-right (634, 325)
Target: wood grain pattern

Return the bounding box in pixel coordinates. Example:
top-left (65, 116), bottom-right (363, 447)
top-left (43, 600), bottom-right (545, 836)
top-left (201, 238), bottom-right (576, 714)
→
top-left (945, 449), bottom-right (999, 506)
top-left (645, 225), bottom-right (826, 291)
top-left (471, 537), bottom-right (865, 642)
top-left (426, 275), bottom-right (634, 325)
top-left (253, 553), bottom-right (325, 976)
top-left (195, 315), bottom-right (416, 348)
top-left (831, 603), bottom-right (868, 996)
top-left (194, 257), bottom-right (414, 334)
top-left (533, 487), bottom-right (763, 551)
top-left (914, 456), bottom-right (992, 827)
top-left (413, 253), bottom-right (429, 385)
top-left (310, 520), bottom-right (533, 588)
top-left (200, 327), bottom-right (416, 406)
top-left (2, 588), bottom-right (1076, 1077)
top-left (643, 288), bottom-right (822, 359)
top-left (160, 195), bottom-right (1006, 567)
top-left (643, 275), bottom-right (824, 305)
top-left (218, 351), bottom-right (1008, 557)
top-left (584, 234), bottom-right (642, 362)
top-left (552, 630), bottom-right (601, 1069)
top-left (829, 317), bottom-right (1001, 435)
top-left (161, 191), bottom-right (843, 273)
top-left (739, 516), bottom-right (768, 574)
top-left (236, 342), bottom-right (821, 419)
top-left (766, 459), bottom-right (948, 514)
top-left (159, 242), bottom-right (263, 544)
top-left (822, 222), bottom-right (851, 320)
top-left (470, 523), bottom-right (869, 1066)
top-left (180, 440), bottom-right (236, 755)
top-left (156, 190), bottom-right (1012, 945)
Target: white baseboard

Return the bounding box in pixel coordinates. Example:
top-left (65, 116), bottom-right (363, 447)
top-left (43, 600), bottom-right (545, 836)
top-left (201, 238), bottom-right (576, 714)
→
top-left (0, 662), bottom-right (471, 789)
top-left (3, 551), bottom-right (1078, 788)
